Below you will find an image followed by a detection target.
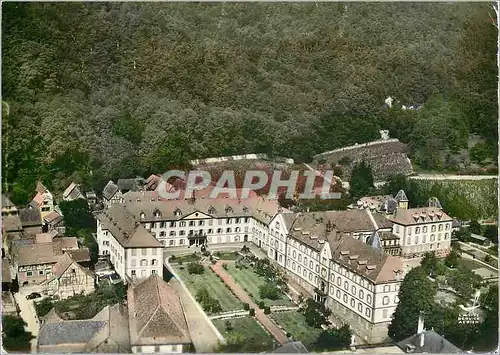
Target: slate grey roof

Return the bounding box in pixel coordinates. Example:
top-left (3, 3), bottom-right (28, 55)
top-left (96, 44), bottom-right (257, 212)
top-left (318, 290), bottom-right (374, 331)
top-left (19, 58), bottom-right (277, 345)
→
top-left (427, 197), bottom-right (442, 209)
top-left (389, 207), bottom-right (453, 226)
top-left (273, 341), bottom-right (309, 353)
top-left (102, 180), bottom-right (119, 200)
top-left (3, 215), bottom-right (23, 232)
top-left (117, 177), bottom-right (145, 192)
top-left (38, 320), bottom-right (106, 346)
top-left (19, 208), bottom-right (42, 227)
top-left (2, 194), bottom-right (15, 209)
top-left (396, 330), bottom-right (462, 353)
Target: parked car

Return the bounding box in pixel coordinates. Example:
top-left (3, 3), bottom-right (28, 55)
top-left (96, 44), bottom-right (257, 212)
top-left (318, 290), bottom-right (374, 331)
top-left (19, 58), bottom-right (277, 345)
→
top-left (26, 292), bottom-right (42, 300)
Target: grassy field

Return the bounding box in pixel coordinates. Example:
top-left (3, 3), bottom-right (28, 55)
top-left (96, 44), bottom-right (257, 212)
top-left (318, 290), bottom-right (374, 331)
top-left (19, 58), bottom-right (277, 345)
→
top-left (225, 264), bottom-right (293, 307)
top-left (172, 265), bottom-right (242, 314)
top-left (456, 257), bottom-right (485, 271)
top-left (270, 311), bottom-right (322, 348)
top-left (213, 316), bottom-right (277, 353)
top-left (169, 253), bottom-right (201, 264)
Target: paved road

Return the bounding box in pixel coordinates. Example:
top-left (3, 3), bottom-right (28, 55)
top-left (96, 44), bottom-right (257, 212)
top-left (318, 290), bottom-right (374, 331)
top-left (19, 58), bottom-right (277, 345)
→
top-left (210, 261), bottom-right (288, 345)
top-left (13, 291), bottom-right (40, 353)
top-left (165, 261), bottom-right (224, 353)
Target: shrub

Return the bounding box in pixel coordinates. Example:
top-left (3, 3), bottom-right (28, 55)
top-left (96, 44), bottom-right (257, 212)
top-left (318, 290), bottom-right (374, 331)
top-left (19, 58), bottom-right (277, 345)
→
top-left (259, 283), bottom-right (280, 300)
top-left (178, 261), bottom-right (183, 266)
top-left (249, 308), bottom-right (256, 316)
top-left (243, 302), bottom-right (250, 311)
top-left (222, 263), bottom-right (228, 270)
top-left (187, 262), bottom-right (204, 275)
top-left (264, 306), bottom-right (271, 314)
top-left (170, 255), bottom-right (176, 260)
top-left (258, 301), bottom-right (266, 309)
top-left (484, 254), bottom-right (492, 263)
top-left (211, 259), bottom-right (217, 265)
top-left (225, 320), bottom-right (233, 331)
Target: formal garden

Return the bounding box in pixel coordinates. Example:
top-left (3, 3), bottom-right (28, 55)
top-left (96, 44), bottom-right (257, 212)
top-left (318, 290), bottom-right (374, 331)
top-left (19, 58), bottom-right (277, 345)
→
top-left (213, 316), bottom-right (278, 353)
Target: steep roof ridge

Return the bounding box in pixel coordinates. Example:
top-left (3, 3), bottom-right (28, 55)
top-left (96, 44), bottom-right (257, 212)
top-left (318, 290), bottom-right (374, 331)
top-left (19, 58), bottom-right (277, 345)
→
top-left (134, 278), bottom-right (162, 340)
top-left (366, 208), bottom-right (379, 230)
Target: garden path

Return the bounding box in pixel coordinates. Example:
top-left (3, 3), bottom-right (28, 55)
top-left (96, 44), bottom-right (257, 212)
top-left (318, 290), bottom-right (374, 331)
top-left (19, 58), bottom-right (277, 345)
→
top-left (210, 261), bottom-right (288, 345)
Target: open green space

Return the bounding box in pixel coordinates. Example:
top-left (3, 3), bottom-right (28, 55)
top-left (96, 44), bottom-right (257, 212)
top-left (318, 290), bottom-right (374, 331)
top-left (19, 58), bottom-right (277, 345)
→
top-left (169, 253), bottom-right (201, 264)
top-left (225, 264), bottom-right (293, 307)
top-left (213, 316), bottom-right (277, 353)
top-left (172, 265), bottom-right (241, 313)
top-left (214, 251), bottom-right (241, 260)
top-left (270, 311), bottom-right (322, 348)
top-left (455, 257), bottom-right (486, 271)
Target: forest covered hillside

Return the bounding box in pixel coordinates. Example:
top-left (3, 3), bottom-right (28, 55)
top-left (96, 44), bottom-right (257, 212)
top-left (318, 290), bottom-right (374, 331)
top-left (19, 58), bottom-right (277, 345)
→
top-left (2, 2), bottom-right (498, 204)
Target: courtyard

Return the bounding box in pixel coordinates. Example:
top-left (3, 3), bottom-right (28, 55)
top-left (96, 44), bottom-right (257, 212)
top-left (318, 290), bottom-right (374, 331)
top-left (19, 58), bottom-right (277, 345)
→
top-left (224, 263), bottom-right (294, 307)
top-left (171, 264), bottom-right (242, 314)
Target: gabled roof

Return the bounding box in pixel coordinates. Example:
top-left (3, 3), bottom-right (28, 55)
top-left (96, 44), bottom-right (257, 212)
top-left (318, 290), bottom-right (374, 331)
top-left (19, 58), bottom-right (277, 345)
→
top-left (35, 230), bottom-right (58, 244)
top-left (96, 205), bottom-right (162, 249)
top-left (63, 182), bottom-right (78, 199)
top-left (30, 192), bottom-right (45, 208)
top-left (102, 180), bottom-right (119, 200)
top-left (38, 320), bottom-right (107, 347)
top-left (19, 208), bottom-right (43, 227)
top-left (395, 189), bottom-right (408, 202)
top-left (36, 181), bottom-right (48, 194)
top-left (3, 215), bottom-right (23, 232)
top-left (389, 207), bottom-right (453, 226)
top-left (13, 237), bottom-right (79, 266)
top-left (145, 174), bottom-right (161, 191)
top-left (85, 304), bottom-right (130, 353)
top-left (396, 330), bottom-right (462, 353)
top-left (117, 177), bottom-right (145, 192)
top-left (128, 274), bottom-right (191, 346)
top-left (2, 194), bottom-right (15, 209)
top-left (43, 210), bottom-right (63, 225)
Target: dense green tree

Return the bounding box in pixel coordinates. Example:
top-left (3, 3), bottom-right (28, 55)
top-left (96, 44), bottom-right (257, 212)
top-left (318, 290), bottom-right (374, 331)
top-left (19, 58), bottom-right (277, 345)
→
top-left (349, 161), bottom-right (374, 199)
top-left (388, 267), bottom-right (436, 341)
top-left (2, 316), bottom-right (34, 352)
top-left (313, 324), bottom-right (352, 351)
top-left (300, 298), bottom-right (332, 328)
top-left (482, 225), bottom-right (498, 244)
top-left (58, 199), bottom-right (95, 234)
top-left (469, 220), bottom-right (482, 235)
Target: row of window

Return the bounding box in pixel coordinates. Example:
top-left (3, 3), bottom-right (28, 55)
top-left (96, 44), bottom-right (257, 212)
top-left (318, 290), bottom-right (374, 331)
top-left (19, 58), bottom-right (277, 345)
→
top-left (130, 269), bottom-right (157, 277)
top-left (156, 227), bottom-right (248, 237)
top-left (135, 344), bottom-right (179, 353)
top-left (130, 259), bottom-right (158, 267)
top-left (408, 223), bottom-right (450, 235)
top-left (144, 217), bottom-right (250, 228)
top-left (407, 233), bottom-right (448, 245)
top-left (26, 269), bottom-right (52, 277)
top-left (335, 289), bottom-right (372, 318)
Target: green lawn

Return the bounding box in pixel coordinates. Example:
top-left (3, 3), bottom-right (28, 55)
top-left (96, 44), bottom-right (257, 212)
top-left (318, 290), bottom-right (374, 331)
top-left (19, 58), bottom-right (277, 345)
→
top-left (169, 253), bottom-right (201, 264)
top-left (214, 251), bottom-right (241, 260)
top-left (213, 316), bottom-right (277, 353)
top-left (225, 264), bottom-right (293, 307)
top-left (270, 311), bottom-right (322, 348)
top-left (172, 265), bottom-right (242, 314)
top-left (455, 257), bottom-right (485, 271)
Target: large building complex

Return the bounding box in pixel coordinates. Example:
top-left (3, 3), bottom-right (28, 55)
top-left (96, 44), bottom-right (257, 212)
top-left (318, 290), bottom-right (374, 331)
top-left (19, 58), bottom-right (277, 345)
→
top-left (95, 188), bottom-right (450, 343)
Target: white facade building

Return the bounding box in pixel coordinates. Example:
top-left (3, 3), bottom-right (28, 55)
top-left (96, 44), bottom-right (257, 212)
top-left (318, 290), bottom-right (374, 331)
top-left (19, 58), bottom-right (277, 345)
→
top-left (388, 207), bottom-right (453, 258)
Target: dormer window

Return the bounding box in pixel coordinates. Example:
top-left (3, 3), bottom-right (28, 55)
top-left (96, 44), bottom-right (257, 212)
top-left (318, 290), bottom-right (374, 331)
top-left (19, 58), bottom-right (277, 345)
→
top-left (154, 209), bottom-right (162, 218)
top-left (242, 206), bottom-right (249, 214)
top-left (140, 212), bottom-right (145, 220)
top-left (174, 208), bottom-right (182, 217)
top-left (208, 206), bottom-right (216, 214)
top-left (225, 206), bottom-right (233, 213)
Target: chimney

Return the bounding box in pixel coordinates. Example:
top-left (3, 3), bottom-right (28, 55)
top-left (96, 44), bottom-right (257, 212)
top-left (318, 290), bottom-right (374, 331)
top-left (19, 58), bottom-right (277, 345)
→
top-left (417, 312), bottom-right (425, 347)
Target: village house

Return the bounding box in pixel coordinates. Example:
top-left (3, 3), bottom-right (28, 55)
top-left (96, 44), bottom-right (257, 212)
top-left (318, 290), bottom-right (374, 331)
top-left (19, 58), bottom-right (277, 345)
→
top-left (117, 177), bottom-right (146, 193)
top-left (19, 207), bottom-right (43, 236)
top-left (43, 209), bottom-right (65, 234)
top-left (86, 191), bottom-right (98, 206)
top-left (266, 211), bottom-right (404, 343)
top-left (388, 207), bottom-right (454, 258)
top-left (102, 180), bottom-right (123, 208)
top-left (62, 182), bottom-right (85, 201)
top-left (37, 303), bottom-right (130, 353)
top-left (11, 237), bottom-right (83, 287)
top-left (128, 274), bottom-right (192, 353)
top-left (145, 174), bottom-right (161, 191)
top-left (2, 194), bottom-right (18, 216)
top-left (350, 190), bottom-right (409, 215)
top-left (42, 252), bottom-right (95, 299)
top-left (2, 214), bottom-right (23, 257)
top-left (29, 182), bottom-right (55, 219)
